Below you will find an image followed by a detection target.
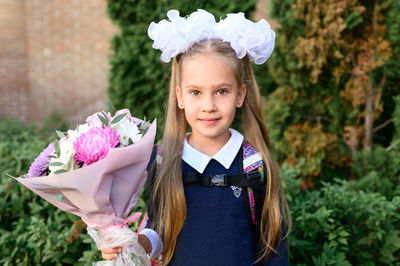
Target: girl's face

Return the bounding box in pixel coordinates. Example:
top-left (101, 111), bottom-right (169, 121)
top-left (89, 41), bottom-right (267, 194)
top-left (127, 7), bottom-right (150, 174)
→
top-left (176, 53), bottom-right (246, 146)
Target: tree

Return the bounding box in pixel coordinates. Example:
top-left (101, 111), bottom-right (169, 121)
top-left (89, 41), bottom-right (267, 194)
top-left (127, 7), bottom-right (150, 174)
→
top-left (266, 0), bottom-right (398, 186)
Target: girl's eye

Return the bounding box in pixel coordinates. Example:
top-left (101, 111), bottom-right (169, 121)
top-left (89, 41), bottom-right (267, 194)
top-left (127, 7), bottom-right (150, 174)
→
top-left (217, 89), bottom-right (228, 95)
top-left (190, 90), bottom-right (200, 96)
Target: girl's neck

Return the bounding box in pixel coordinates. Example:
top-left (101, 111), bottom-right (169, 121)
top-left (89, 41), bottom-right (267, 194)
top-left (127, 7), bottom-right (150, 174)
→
top-left (187, 129), bottom-right (231, 157)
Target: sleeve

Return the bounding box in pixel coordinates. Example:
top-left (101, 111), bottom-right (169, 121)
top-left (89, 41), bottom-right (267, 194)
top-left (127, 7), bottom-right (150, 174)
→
top-left (139, 228), bottom-right (163, 259)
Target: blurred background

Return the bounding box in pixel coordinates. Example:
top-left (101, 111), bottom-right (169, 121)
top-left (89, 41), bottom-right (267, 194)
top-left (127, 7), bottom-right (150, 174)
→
top-left (0, 0), bottom-right (116, 123)
top-left (1, 0), bottom-right (399, 265)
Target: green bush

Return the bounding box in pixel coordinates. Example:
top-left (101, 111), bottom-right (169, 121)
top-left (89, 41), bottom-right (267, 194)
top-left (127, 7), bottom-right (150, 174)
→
top-left (283, 162), bottom-right (400, 265)
top-left (0, 118), bottom-right (101, 265)
top-left (351, 146), bottom-right (400, 200)
top-left (1, 120), bottom-right (399, 265)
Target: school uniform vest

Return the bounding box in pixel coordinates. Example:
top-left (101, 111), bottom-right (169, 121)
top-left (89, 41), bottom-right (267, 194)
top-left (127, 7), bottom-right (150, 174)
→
top-left (139, 139), bottom-right (288, 265)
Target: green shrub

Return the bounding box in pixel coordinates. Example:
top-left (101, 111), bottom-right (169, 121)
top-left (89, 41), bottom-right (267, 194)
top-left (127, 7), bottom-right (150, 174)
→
top-left (0, 118), bottom-right (101, 265)
top-left (283, 162), bottom-right (400, 265)
top-left (2, 120), bottom-right (400, 265)
top-left (350, 145), bottom-right (400, 200)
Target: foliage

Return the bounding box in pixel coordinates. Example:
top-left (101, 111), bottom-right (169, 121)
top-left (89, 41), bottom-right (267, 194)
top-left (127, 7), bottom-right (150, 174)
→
top-left (0, 118), bottom-right (101, 265)
top-left (2, 0), bottom-right (400, 265)
top-left (351, 145), bottom-right (400, 199)
top-left (392, 95), bottom-right (400, 147)
top-left (2, 117), bottom-right (399, 265)
top-left (348, 95), bottom-right (400, 200)
top-left (106, 0), bottom-right (256, 139)
top-left (282, 162), bottom-right (400, 265)
top-left (37, 111), bottom-right (69, 138)
top-left (267, 0), bottom-right (400, 185)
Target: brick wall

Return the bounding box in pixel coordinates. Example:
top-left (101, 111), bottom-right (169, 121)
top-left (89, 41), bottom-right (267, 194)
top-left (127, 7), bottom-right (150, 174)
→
top-left (0, 0), bottom-right (275, 125)
top-left (254, 0), bottom-right (279, 29)
top-left (0, 0), bottom-right (117, 124)
top-left (0, 0), bottom-right (29, 121)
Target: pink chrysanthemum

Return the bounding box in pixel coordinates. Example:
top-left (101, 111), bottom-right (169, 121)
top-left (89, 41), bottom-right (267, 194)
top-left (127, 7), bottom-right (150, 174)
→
top-left (73, 126), bottom-right (119, 166)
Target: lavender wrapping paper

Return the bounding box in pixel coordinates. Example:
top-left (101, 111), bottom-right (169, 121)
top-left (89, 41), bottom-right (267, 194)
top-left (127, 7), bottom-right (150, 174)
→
top-left (13, 120), bottom-right (156, 228)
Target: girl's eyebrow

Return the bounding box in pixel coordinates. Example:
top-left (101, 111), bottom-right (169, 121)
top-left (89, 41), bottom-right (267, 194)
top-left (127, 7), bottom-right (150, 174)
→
top-left (183, 85), bottom-right (199, 90)
top-left (213, 83), bottom-right (233, 88)
top-left (184, 83), bottom-right (233, 90)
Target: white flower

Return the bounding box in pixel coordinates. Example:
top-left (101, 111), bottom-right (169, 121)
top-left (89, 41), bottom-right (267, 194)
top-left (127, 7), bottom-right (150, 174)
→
top-left (116, 121), bottom-right (143, 146)
top-left (147, 9), bottom-right (275, 65)
top-left (49, 139), bottom-right (76, 175)
top-left (67, 123), bottom-right (91, 142)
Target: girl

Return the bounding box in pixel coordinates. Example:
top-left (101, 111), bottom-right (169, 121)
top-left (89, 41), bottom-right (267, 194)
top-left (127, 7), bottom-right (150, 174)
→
top-left (102, 9), bottom-right (291, 265)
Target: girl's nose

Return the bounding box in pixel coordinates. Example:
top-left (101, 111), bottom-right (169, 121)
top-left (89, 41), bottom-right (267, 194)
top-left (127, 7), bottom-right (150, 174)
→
top-left (200, 96), bottom-right (216, 112)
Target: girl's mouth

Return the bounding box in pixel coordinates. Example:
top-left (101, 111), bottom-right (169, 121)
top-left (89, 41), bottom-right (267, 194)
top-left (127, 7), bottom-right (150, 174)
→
top-left (199, 118), bottom-right (220, 125)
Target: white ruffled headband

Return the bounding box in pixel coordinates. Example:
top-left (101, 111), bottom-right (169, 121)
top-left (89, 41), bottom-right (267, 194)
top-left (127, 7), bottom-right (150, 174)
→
top-left (148, 9), bottom-right (275, 65)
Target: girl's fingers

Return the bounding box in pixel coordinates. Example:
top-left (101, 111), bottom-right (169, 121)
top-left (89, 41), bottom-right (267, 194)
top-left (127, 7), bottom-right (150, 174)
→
top-left (101, 248), bottom-right (114, 254)
top-left (102, 247), bottom-right (121, 254)
top-left (102, 252), bottom-right (118, 260)
top-left (101, 247), bottom-right (122, 260)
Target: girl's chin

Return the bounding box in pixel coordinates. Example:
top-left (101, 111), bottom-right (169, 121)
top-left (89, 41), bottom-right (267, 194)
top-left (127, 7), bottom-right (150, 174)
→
top-left (190, 127), bottom-right (231, 142)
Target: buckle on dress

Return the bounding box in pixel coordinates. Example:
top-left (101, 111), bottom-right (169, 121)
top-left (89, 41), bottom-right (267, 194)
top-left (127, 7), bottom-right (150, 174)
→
top-left (209, 174), bottom-right (227, 187)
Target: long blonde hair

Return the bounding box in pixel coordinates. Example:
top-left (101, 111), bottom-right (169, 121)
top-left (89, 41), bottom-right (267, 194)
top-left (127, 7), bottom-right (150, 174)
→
top-left (151, 39), bottom-right (291, 264)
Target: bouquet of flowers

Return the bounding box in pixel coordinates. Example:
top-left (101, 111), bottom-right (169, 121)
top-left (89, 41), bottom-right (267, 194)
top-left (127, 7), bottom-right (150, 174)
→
top-left (11, 109), bottom-right (156, 266)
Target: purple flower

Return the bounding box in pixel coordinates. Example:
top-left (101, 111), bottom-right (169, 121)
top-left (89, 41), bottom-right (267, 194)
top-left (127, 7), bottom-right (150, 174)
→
top-left (73, 126), bottom-right (119, 166)
top-left (27, 143), bottom-right (55, 177)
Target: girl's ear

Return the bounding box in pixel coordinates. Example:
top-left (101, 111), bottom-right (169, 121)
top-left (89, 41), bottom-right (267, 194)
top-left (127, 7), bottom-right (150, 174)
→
top-left (236, 84), bottom-right (246, 107)
top-left (176, 86), bottom-right (184, 109)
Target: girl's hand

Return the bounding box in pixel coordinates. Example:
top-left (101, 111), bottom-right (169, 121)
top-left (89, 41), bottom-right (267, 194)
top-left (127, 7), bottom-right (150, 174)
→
top-left (101, 233), bottom-right (152, 260)
top-left (101, 246), bottom-right (122, 260)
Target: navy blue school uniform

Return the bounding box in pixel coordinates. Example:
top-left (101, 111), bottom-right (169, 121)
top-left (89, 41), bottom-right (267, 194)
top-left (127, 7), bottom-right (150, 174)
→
top-left (145, 129), bottom-right (288, 265)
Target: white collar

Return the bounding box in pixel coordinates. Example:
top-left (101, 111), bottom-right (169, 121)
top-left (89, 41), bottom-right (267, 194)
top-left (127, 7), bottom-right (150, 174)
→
top-left (182, 129), bottom-right (244, 174)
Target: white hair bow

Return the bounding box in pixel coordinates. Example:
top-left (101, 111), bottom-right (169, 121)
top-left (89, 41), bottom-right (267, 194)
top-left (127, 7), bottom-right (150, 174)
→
top-left (148, 9), bottom-right (275, 65)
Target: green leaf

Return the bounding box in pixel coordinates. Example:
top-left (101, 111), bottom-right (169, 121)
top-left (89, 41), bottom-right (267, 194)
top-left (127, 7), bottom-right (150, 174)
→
top-left (345, 11), bottom-right (364, 30)
top-left (81, 235), bottom-right (94, 244)
top-left (101, 111), bottom-right (108, 118)
top-left (110, 113), bottom-right (127, 124)
top-left (5, 172), bottom-right (17, 179)
top-left (328, 233), bottom-right (337, 240)
top-left (380, 245), bottom-right (394, 260)
top-left (338, 231), bottom-right (350, 237)
top-left (97, 114), bottom-right (109, 126)
top-left (54, 169), bottom-right (68, 175)
top-left (385, 232), bottom-right (400, 248)
top-left (56, 130), bottom-right (65, 139)
top-left (49, 162), bottom-right (64, 167)
top-left (128, 138), bottom-right (134, 146)
top-left (357, 237), bottom-right (371, 246)
top-left (329, 240), bottom-right (338, 247)
top-left (54, 141), bottom-right (60, 157)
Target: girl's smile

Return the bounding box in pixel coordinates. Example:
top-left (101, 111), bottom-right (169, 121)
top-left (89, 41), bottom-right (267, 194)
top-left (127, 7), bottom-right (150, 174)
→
top-left (176, 54), bottom-right (246, 154)
top-left (199, 118), bottom-right (220, 126)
